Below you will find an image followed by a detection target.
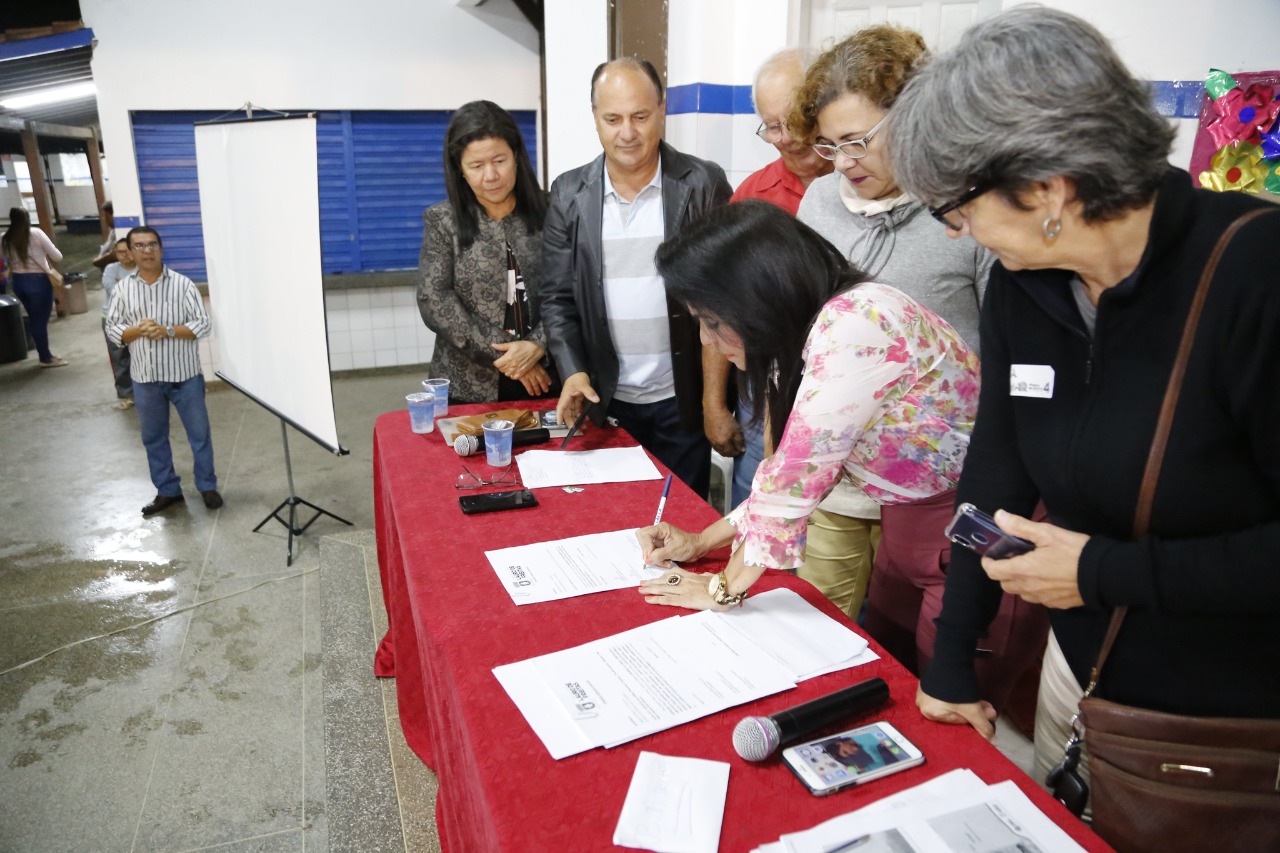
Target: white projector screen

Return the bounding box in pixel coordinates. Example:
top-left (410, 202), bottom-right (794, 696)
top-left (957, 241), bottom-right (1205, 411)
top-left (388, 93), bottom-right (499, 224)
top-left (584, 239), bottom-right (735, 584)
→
top-left (194, 117), bottom-right (346, 454)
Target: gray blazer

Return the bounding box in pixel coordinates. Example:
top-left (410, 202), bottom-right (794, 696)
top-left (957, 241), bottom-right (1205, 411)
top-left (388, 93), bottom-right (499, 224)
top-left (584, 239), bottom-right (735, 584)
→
top-left (537, 140), bottom-right (731, 431)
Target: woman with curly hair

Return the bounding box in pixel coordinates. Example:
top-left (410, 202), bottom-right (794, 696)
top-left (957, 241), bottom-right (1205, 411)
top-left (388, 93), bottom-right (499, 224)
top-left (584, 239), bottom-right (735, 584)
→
top-left (777, 26), bottom-right (1041, 710)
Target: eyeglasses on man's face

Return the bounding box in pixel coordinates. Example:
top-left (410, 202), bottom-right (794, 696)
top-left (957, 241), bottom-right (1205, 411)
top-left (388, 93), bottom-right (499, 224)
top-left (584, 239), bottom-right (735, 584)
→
top-left (929, 183), bottom-right (992, 231)
top-left (131, 241), bottom-right (161, 252)
top-left (454, 463), bottom-right (519, 489)
top-left (811, 115), bottom-right (888, 161)
top-left (755, 121), bottom-right (785, 144)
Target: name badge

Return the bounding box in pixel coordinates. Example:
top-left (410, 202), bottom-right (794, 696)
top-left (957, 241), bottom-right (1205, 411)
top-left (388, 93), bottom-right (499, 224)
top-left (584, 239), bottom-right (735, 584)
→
top-left (1010, 364), bottom-right (1055, 399)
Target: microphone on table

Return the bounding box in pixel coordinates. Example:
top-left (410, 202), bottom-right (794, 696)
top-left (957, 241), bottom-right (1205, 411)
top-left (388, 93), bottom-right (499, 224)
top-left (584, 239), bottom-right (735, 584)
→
top-left (732, 677), bottom-right (890, 761)
top-left (454, 428), bottom-right (552, 457)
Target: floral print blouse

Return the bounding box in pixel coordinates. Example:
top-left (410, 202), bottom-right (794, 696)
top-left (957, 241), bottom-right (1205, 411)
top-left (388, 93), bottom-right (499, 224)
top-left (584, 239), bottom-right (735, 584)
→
top-left (732, 283), bottom-right (980, 569)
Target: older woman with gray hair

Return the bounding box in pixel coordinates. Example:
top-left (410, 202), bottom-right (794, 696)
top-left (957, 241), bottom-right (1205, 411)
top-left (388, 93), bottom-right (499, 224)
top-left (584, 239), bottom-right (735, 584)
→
top-left (889, 3), bottom-right (1280, 819)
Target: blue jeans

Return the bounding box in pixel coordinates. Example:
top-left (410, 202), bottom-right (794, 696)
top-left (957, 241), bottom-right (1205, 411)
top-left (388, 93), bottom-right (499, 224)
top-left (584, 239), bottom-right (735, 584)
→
top-left (731, 401), bottom-right (766, 508)
top-left (134, 374), bottom-right (218, 496)
top-left (11, 273), bottom-right (55, 362)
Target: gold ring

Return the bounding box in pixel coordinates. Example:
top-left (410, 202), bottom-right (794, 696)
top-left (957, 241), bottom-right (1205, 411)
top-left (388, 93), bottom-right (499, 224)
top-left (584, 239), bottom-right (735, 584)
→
top-left (665, 574), bottom-right (681, 586)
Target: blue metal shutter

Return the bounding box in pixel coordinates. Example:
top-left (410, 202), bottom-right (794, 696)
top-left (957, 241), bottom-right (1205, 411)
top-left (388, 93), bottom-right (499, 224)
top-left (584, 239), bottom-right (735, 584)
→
top-left (131, 110), bottom-right (219, 280)
top-left (132, 109), bottom-right (539, 279)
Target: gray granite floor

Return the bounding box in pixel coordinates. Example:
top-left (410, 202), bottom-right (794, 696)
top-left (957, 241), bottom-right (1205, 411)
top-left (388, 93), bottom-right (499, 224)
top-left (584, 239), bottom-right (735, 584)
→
top-left (0, 230), bottom-right (437, 852)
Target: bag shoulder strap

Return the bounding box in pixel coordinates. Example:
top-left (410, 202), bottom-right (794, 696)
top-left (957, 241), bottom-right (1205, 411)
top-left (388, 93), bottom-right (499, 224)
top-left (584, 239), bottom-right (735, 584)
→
top-left (1087, 207), bottom-right (1274, 693)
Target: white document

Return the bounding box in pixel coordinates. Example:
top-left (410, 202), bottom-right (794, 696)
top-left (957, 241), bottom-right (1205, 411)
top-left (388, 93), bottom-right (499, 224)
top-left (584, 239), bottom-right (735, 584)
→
top-left (614, 752), bottom-right (729, 853)
top-left (516, 446), bottom-right (663, 488)
top-left (530, 612), bottom-right (797, 748)
top-left (486, 528), bottom-right (663, 604)
top-left (494, 587), bottom-right (879, 759)
top-left (715, 589), bottom-right (875, 679)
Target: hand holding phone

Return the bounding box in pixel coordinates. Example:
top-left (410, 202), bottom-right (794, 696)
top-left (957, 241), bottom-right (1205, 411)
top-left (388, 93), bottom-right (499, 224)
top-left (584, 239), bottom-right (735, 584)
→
top-left (945, 502), bottom-right (1035, 559)
top-left (782, 721), bottom-right (924, 796)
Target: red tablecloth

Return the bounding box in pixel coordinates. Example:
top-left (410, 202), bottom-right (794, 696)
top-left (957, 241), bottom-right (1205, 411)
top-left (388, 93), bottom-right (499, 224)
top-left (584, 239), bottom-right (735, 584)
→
top-left (372, 403), bottom-right (1109, 852)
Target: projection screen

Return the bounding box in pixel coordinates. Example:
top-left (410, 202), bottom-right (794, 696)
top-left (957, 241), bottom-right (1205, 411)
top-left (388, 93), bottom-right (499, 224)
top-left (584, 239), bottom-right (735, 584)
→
top-left (194, 117), bottom-right (346, 454)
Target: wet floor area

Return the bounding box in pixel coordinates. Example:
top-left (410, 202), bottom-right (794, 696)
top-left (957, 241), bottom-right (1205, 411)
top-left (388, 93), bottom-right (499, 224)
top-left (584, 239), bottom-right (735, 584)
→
top-left (0, 231), bottom-right (438, 852)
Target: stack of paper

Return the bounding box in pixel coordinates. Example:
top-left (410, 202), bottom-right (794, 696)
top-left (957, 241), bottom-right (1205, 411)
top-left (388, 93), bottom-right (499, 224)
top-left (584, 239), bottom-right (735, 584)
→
top-left (493, 588), bottom-right (878, 759)
top-left (753, 769), bottom-right (1088, 853)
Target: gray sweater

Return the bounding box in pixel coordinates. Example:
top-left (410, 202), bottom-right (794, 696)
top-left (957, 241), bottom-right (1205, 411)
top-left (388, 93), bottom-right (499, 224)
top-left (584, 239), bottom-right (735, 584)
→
top-left (797, 172), bottom-right (993, 518)
top-left (797, 172), bottom-right (993, 354)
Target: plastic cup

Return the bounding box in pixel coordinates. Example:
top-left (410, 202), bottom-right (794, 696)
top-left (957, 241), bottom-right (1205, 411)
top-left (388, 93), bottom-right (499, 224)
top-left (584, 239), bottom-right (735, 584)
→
top-left (406, 392), bottom-right (436, 434)
top-left (482, 419), bottom-right (515, 466)
top-left (423, 378), bottom-right (450, 417)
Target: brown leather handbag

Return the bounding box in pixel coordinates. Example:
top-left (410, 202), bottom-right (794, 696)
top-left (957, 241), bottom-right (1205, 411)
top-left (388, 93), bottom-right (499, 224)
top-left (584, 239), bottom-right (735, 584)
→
top-left (1064, 209), bottom-right (1280, 852)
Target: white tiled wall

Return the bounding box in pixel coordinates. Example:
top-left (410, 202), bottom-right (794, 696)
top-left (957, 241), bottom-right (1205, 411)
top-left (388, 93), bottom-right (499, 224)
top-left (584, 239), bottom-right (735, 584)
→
top-left (667, 0), bottom-right (792, 192)
top-left (324, 286), bottom-right (436, 371)
top-left (197, 285), bottom-right (435, 381)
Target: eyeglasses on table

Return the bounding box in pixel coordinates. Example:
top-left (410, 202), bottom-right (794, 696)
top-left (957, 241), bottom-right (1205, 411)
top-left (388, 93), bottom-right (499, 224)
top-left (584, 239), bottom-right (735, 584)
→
top-left (455, 463), bottom-right (519, 489)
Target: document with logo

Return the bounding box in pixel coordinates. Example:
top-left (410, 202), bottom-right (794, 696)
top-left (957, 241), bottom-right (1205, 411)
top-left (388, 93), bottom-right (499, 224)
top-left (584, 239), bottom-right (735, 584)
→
top-left (485, 528), bottom-right (664, 605)
top-left (493, 588), bottom-right (874, 759)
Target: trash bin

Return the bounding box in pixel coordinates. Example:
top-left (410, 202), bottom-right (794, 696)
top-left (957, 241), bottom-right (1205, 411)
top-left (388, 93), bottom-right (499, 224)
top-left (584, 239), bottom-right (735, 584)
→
top-left (62, 272), bottom-right (89, 315)
top-left (0, 294), bottom-right (28, 363)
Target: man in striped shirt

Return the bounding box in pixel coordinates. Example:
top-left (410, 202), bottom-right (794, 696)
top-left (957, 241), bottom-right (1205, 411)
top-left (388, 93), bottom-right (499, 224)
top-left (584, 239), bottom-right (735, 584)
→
top-left (106, 226), bottom-right (223, 515)
top-left (541, 58), bottom-right (733, 498)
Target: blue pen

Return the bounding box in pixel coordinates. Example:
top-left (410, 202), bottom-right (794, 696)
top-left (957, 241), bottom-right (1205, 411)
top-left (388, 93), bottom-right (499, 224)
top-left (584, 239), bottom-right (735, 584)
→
top-left (652, 474), bottom-right (673, 526)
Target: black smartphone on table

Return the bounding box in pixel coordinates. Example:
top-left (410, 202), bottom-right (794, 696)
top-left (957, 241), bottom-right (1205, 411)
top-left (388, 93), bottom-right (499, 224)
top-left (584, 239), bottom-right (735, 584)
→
top-left (458, 489), bottom-right (538, 515)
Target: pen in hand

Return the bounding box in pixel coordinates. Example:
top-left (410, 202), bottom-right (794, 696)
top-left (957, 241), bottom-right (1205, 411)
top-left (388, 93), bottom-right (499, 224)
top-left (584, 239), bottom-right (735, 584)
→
top-left (652, 474), bottom-right (673, 526)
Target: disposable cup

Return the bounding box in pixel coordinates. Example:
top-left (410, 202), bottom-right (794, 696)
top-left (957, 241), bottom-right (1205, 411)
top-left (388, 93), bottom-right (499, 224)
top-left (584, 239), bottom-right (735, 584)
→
top-left (423, 378), bottom-right (450, 417)
top-left (481, 418), bottom-right (515, 467)
top-left (406, 392), bottom-right (436, 434)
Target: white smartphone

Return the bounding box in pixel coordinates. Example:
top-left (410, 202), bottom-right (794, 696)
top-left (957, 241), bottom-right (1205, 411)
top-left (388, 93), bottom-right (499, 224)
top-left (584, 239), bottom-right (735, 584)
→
top-left (781, 721), bottom-right (925, 797)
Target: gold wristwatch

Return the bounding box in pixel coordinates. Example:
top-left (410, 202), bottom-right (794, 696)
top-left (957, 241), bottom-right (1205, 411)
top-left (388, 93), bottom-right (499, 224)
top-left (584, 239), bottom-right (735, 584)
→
top-left (707, 572), bottom-right (747, 606)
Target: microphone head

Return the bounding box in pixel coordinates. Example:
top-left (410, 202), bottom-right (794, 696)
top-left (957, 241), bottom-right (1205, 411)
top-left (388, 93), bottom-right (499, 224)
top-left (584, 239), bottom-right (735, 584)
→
top-left (454, 434), bottom-right (480, 457)
top-left (732, 715), bottom-right (781, 761)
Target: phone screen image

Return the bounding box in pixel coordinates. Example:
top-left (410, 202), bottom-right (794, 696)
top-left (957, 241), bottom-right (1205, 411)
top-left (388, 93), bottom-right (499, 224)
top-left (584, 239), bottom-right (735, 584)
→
top-left (783, 722), bottom-right (923, 795)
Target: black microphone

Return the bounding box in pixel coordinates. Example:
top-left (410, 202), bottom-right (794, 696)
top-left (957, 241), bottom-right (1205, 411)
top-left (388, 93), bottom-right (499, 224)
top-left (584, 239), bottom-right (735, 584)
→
top-left (732, 677), bottom-right (889, 761)
top-left (454, 428), bottom-right (552, 457)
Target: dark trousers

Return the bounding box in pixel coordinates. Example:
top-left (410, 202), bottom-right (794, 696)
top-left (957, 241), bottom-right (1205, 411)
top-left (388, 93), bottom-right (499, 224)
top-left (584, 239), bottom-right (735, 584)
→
top-left (102, 317), bottom-right (133, 399)
top-left (608, 396), bottom-right (710, 499)
top-left (11, 273), bottom-right (54, 362)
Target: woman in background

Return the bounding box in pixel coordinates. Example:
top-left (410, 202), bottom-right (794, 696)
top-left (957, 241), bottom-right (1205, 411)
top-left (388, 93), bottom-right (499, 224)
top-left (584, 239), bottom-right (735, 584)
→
top-left (417, 100), bottom-right (554, 403)
top-left (2, 207), bottom-right (68, 368)
top-left (782, 26), bottom-right (994, 628)
top-left (784, 26), bottom-right (1041, 715)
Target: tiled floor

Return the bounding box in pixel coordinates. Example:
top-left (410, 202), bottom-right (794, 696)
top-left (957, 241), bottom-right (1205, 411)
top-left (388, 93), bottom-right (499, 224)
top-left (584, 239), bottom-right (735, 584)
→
top-left (0, 230), bottom-right (437, 852)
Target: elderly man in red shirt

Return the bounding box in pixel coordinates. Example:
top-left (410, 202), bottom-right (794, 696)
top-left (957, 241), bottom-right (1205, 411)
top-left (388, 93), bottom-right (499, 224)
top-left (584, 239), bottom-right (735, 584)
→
top-left (731, 49), bottom-right (832, 215)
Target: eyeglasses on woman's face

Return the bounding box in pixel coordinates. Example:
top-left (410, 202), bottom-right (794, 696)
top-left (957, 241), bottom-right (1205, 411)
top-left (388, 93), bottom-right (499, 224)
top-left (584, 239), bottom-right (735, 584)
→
top-left (811, 115), bottom-right (888, 161)
top-left (454, 463), bottom-right (519, 489)
top-left (929, 183), bottom-right (993, 231)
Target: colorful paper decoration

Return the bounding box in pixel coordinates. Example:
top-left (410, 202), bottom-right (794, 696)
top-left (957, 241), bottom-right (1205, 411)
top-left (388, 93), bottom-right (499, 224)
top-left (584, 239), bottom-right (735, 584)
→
top-left (1192, 69), bottom-right (1280, 199)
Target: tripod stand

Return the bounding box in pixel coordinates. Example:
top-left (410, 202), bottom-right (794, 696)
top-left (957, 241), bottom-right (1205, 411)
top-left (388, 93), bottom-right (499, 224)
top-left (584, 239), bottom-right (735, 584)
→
top-left (254, 418), bottom-right (351, 565)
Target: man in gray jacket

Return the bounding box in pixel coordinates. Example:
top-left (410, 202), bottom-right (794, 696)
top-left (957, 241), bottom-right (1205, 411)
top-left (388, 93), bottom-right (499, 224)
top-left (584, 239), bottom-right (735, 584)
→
top-left (539, 58), bottom-right (732, 498)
